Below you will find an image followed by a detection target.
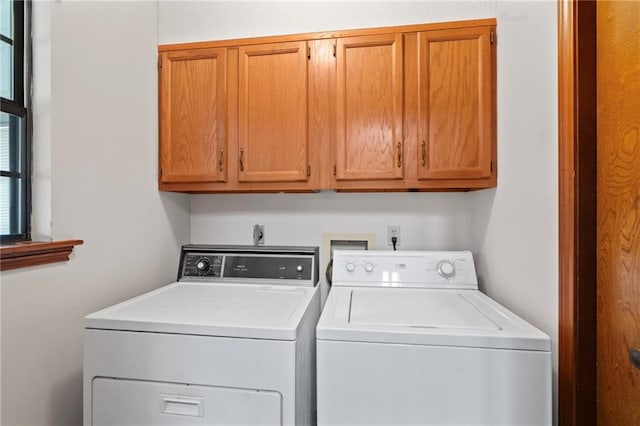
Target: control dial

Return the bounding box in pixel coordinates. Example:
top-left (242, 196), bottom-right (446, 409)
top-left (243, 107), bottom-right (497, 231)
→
top-left (436, 260), bottom-right (456, 278)
top-left (364, 262), bottom-right (375, 273)
top-left (345, 262), bottom-right (356, 272)
top-left (196, 258), bottom-right (211, 272)
top-left (296, 265), bottom-right (304, 273)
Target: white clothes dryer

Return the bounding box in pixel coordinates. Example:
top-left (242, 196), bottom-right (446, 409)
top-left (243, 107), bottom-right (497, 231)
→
top-left (84, 245), bottom-right (320, 426)
top-left (316, 250), bottom-right (552, 426)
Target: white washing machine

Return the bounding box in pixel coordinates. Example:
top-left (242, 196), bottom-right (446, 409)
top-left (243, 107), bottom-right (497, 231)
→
top-left (317, 250), bottom-right (552, 426)
top-left (84, 245), bottom-right (320, 426)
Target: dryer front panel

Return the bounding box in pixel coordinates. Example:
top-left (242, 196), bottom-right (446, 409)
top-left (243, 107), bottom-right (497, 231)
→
top-left (92, 378), bottom-right (281, 426)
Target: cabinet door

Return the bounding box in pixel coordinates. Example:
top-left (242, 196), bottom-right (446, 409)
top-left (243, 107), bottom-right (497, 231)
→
top-left (418, 27), bottom-right (493, 180)
top-left (159, 48), bottom-right (227, 183)
top-left (335, 34), bottom-right (404, 181)
top-left (238, 42), bottom-right (309, 183)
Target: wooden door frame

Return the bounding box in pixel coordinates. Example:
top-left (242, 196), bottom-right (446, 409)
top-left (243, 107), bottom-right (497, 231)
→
top-left (558, 0), bottom-right (597, 424)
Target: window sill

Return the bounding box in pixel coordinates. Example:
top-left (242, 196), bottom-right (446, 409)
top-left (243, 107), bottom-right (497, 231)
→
top-left (0, 239), bottom-right (84, 271)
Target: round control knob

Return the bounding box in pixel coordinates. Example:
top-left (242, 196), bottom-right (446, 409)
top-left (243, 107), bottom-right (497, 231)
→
top-left (436, 260), bottom-right (456, 278)
top-left (196, 258), bottom-right (211, 272)
top-left (296, 265), bottom-right (304, 273)
top-left (364, 262), bottom-right (375, 273)
top-left (345, 262), bottom-right (356, 272)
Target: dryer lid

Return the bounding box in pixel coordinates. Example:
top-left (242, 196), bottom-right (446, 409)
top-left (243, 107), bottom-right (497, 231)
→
top-left (317, 287), bottom-right (550, 351)
top-left (85, 282), bottom-right (319, 341)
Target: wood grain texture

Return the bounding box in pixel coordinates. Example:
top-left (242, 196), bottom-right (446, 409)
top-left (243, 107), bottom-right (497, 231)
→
top-left (0, 240), bottom-right (84, 271)
top-left (159, 48), bottom-right (227, 183)
top-left (308, 39), bottom-right (335, 189)
top-left (335, 33), bottom-right (403, 181)
top-left (158, 20), bottom-right (498, 193)
top-left (557, 0), bottom-right (598, 424)
top-left (238, 41), bottom-right (308, 183)
top-left (418, 27), bottom-right (493, 180)
top-left (402, 32), bottom-right (420, 184)
top-left (597, 1), bottom-right (640, 423)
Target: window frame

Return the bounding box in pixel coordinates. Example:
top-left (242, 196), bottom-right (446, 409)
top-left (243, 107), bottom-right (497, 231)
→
top-left (1, 0), bottom-right (31, 243)
top-left (0, 1), bottom-right (82, 270)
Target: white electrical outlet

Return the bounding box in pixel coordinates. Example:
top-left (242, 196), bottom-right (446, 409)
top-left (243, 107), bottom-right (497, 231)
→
top-left (387, 225), bottom-right (401, 247)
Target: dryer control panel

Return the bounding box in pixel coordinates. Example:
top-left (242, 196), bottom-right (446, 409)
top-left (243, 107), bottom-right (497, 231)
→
top-left (178, 245), bottom-right (319, 287)
top-left (332, 250), bottom-right (478, 289)
top-left (182, 254), bottom-right (224, 278)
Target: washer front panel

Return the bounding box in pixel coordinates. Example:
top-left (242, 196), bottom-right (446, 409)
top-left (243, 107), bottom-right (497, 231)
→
top-left (316, 339), bottom-right (552, 425)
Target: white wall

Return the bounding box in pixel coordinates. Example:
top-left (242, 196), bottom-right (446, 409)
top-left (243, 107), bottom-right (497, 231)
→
top-left (159, 0), bottom-right (497, 44)
top-left (472, 0), bottom-right (559, 413)
top-left (192, 193), bottom-right (473, 299)
top-left (0, 2), bottom-right (190, 425)
top-left (191, 193), bottom-right (471, 250)
top-left (163, 0), bottom-right (558, 419)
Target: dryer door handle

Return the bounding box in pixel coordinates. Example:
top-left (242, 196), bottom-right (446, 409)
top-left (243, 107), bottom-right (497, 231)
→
top-left (161, 395), bottom-right (204, 417)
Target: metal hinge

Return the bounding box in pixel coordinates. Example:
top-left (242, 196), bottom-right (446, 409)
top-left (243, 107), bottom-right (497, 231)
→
top-left (158, 57), bottom-right (162, 69)
top-left (490, 31), bottom-right (495, 45)
top-left (307, 46), bottom-right (311, 60)
top-left (490, 161), bottom-right (494, 172)
top-left (333, 45), bottom-right (336, 57)
top-left (333, 165), bottom-right (336, 176)
top-left (307, 165), bottom-right (311, 176)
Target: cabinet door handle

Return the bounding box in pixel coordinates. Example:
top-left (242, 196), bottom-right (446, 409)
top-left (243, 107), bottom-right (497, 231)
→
top-left (421, 140), bottom-right (427, 167)
top-left (397, 142), bottom-right (402, 168)
top-left (218, 148), bottom-right (224, 172)
top-left (239, 147), bottom-right (244, 172)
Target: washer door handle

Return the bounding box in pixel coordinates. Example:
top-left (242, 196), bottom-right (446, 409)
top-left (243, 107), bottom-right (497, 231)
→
top-left (630, 348), bottom-right (640, 370)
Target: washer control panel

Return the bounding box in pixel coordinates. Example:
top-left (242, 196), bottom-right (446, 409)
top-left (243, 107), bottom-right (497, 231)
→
top-left (178, 245), bottom-right (319, 287)
top-left (436, 260), bottom-right (456, 278)
top-left (332, 250), bottom-right (478, 289)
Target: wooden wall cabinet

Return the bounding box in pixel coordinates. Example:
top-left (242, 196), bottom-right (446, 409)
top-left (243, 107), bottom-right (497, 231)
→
top-left (335, 34), bottom-right (404, 182)
top-left (160, 42), bottom-right (320, 192)
top-left (417, 27), bottom-right (494, 181)
top-left (159, 48), bottom-right (227, 184)
top-left (158, 19), bottom-right (497, 193)
top-left (237, 41), bottom-right (310, 184)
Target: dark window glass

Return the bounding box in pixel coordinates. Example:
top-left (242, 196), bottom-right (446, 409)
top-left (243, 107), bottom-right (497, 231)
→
top-left (0, 0), bottom-right (30, 242)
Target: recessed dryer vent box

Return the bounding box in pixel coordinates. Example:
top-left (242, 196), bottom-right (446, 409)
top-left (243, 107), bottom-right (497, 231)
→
top-left (322, 232), bottom-right (375, 264)
top-left (321, 233), bottom-right (376, 294)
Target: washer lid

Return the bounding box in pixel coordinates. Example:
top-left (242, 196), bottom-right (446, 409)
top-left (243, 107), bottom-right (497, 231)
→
top-left (85, 282), bottom-right (319, 341)
top-left (350, 290), bottom-right (500, 331)
top-left (317, 288), bottom-right (550, 351)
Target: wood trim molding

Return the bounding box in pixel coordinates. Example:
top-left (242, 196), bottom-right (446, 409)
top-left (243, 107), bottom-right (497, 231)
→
top-left (558, 1), bottom-right (577, 421)
top-left (0, 240), bottom-right (84, 271)
top-left (558, 0), bottom-right (597, 424)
